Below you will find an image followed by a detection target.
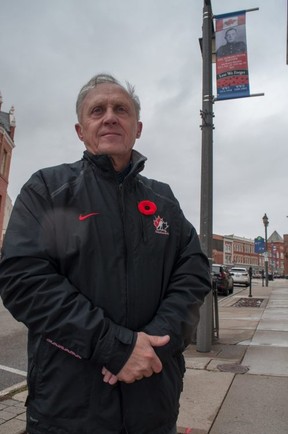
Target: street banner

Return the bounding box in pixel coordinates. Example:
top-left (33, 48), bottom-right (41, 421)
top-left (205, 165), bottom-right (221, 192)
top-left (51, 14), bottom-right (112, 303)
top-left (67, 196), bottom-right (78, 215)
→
top-left (215, 11), bottom-right (250, 100)
top-left (254, 236), bottom-right (265, 254)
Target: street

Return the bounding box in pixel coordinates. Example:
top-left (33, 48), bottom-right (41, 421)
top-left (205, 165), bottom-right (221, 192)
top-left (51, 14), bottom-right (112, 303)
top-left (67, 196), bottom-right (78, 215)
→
top-left (0, 299), bottom-right (27, 393)
top-left (218, 282), bottom-right (248, 301)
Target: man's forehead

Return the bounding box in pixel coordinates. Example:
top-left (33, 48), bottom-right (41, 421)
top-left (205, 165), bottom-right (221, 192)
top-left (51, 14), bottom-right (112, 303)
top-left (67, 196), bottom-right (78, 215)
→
top-left (86, 83), bottom-right (131, 102)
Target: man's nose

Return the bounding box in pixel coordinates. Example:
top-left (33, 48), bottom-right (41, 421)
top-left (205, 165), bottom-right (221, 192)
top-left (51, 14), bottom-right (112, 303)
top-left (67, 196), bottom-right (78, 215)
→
top-left (103, 108), bottom-right (118, 124)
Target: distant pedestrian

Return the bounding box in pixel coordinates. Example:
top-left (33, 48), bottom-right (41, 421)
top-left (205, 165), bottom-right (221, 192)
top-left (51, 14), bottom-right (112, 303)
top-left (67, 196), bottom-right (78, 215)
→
top-left (261, 269), bottom-right (265, 286)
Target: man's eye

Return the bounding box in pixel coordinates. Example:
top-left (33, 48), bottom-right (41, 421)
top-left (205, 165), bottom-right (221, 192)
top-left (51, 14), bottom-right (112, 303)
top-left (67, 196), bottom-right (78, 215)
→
top-left (117, 106), bottom-right (127, 113)
top-left (92, 107), bottom-right (103, 115)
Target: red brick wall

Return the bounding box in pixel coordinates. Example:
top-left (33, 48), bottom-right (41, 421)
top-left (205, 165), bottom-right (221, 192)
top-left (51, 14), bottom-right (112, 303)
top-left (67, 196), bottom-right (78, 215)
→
top-left (0, 130), bottom-right (13, 245)
top-left (284, 235), bottom-right (288, 276)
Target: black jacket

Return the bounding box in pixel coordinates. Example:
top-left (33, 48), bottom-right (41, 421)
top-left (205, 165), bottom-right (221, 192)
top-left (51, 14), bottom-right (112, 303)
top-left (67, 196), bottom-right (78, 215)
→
top-left (0, 150), bottom-right (211, 434)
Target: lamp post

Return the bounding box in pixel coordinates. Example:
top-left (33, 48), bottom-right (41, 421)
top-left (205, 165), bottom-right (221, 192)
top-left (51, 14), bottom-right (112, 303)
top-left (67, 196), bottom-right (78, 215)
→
top-left (196, 0), bottom-right (214, 352)
top-left (262, 213), bottom-right (269, 287)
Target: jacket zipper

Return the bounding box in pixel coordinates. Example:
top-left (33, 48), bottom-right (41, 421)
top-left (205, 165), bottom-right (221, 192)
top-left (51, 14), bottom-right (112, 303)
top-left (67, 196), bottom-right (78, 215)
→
top-left (118, 183), bottom-right (129, 327)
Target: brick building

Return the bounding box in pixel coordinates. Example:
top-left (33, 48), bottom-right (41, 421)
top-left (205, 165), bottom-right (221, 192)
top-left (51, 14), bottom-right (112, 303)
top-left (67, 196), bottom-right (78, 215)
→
top-left (0, 92), bottom-right (15, 246)
top-left (268, 231), bottom-right (284, 276)
top-left (212, 234), bottom-right (224, 264)
top-left (2, 193), bottom-right (13, 241)
top-left (284, 235), bottom-right (288, 277)
top-left (219, 234), bottom-right (261, 270)
top-left (212, 232), bottom-right (285, 276)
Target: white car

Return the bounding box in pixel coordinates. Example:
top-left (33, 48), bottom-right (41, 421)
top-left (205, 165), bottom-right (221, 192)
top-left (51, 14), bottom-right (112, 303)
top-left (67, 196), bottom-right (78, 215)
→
top-left (230, 267), bottom-right (250, 287)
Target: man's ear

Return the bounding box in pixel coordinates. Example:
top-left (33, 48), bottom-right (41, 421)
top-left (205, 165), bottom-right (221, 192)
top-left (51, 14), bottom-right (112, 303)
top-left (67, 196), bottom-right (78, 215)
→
top-left (75, 123), bottom-right (84, 141)
top-left (136, 121), bottom-right (143, 139)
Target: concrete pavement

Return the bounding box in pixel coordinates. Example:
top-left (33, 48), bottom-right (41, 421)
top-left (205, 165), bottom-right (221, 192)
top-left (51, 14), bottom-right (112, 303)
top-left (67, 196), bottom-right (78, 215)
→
top-left (177, 278), bottom-right (288, 434)
top-left (1, 279), bottom-right (288, 434)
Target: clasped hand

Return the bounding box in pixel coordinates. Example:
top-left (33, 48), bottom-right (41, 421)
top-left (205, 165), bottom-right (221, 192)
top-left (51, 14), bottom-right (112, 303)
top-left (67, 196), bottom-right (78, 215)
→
top-left (102, 331), bottom-right (170, 385)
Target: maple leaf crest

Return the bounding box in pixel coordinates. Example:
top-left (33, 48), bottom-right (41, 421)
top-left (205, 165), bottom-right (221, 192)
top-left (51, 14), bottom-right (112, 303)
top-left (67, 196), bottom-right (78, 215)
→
top-left (153, 216), bottom-right (162, 229)
top-left (224, 18), bottom-right (237, 27)
top-left (153, 215), bottom-right (169, 235)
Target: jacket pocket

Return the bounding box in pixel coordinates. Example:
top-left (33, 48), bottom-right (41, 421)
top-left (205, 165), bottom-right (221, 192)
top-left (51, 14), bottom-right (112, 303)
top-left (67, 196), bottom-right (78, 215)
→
top-left (28, 337), bottom-right (92, 419)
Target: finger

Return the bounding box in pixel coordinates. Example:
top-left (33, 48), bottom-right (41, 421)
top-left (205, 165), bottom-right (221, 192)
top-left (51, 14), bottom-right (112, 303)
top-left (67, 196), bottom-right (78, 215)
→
top-left (102, 367), bottom-right (118, 384)
top-left (150, 357), bottom-right (163, 374)
top-left (103, 372), bottom-right (112, 383)
top-left (149, 334), bottom-right (170, 347)
top-left (143, 369), bottom-right (153, 378)
top-left (108, 375), bottom-right (118, 385)
top-left (102, 367), bottom-right (111, 381)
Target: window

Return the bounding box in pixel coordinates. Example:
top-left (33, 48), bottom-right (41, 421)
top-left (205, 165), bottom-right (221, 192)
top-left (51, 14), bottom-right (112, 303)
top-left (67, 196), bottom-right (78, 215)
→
top-left (0, 149), bottom-right (8, 176)
top-left (225, 243), bottom-right (232, 253)
top-left (225, 254), bottom-right (232, 264)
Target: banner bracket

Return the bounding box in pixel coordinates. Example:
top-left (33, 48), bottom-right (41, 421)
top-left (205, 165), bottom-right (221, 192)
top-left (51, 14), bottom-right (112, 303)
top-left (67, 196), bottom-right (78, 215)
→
top-left (214, 92), bottom-right (265, 102)
top-left (213, 8), bottom-right (259, 19)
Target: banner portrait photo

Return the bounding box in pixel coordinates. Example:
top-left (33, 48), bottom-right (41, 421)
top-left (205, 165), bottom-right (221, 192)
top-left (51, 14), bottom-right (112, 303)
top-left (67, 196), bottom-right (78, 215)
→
top-left (215, 11), bottom-right (250, 100)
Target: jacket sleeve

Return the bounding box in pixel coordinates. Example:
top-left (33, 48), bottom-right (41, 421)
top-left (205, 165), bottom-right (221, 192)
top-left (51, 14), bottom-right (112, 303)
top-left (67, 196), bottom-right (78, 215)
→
top-left (142, 211), bottom-right (211, 360)
top-left (0, 174), bottom-right (136, 374)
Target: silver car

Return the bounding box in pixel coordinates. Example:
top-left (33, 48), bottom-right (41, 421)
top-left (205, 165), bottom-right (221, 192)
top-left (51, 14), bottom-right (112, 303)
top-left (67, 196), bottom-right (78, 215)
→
top-left (230, 267), bottom-right (250, 287)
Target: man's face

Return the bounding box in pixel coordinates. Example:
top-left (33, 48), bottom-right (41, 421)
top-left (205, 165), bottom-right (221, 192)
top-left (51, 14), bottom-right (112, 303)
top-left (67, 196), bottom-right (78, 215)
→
top-left (75, 83), bottom-right (142, 170)
top-left (225, 29), bottom-right (237, 43)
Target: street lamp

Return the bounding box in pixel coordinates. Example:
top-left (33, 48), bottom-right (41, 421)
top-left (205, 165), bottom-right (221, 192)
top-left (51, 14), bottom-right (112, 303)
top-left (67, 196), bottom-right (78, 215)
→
top-left (196, 0), bottom-right (214, 353)
top-left (262, 213), bottom-right (269, 286)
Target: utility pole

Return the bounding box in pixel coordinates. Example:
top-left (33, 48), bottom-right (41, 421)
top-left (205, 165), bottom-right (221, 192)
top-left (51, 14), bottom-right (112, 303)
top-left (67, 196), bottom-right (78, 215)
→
top-left (197, 0), bottom-right (214, 352)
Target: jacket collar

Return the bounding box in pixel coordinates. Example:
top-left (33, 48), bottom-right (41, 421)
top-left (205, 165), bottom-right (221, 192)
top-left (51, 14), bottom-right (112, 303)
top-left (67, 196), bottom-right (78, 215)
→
top-left (83, 150), bottom-right (147, 181)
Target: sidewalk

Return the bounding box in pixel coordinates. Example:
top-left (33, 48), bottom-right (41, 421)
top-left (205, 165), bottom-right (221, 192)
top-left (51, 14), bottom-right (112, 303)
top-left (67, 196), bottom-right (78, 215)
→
top-left (1, 279), bottom-right (288, 434)
top-left (177, 278), bottom-right (288, 434)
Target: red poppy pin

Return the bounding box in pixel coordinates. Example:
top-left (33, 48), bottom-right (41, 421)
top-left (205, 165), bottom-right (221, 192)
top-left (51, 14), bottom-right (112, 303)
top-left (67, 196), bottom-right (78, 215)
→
top-left (138, 200), bottom-right (157, 216)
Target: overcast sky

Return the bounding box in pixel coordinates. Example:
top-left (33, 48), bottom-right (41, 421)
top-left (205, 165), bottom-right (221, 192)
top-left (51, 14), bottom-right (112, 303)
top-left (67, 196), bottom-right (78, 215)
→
top-left (1, 0), bottom-right (287, 241)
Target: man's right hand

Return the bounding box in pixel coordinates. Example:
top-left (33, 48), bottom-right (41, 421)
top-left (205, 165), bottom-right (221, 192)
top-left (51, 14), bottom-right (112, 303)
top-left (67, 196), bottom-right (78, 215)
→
top-left (102, 331), bottom-right (170, 385)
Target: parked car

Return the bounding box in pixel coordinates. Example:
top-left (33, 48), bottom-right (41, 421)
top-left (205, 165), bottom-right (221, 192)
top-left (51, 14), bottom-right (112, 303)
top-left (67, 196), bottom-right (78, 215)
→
top-left (230, 267), bottom-right (250, 287)
top-left (212, 264), bottom-right (234, 296)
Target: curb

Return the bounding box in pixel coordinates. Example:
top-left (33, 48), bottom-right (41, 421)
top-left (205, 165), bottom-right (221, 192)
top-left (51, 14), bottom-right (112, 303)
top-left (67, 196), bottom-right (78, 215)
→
top-left (0, 380), bottom-right (27, 399)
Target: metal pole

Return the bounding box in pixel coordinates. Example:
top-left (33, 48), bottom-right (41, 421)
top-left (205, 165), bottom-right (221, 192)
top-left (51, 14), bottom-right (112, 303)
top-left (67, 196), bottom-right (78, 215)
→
top-left (248, 266), bottom-right (252, 297)
top-left (197, 0), bottom-right (213, 352)
top-left (287, 0), bottom-right (288, 64)
top-left (265, 223), bottom-right (269, 287)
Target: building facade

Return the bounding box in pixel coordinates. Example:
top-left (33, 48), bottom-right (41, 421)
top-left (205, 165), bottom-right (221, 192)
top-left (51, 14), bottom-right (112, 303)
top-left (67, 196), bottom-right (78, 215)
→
top-left (268, 231), bottom-right (285, 277)
top-left (212, 231), bottom-right (285, 276)
top-left (224, 234), bottom-right (261, 271)
top-left (2, 193), bottom-right (13, 241)
top-left (0, 92), bottom-right (15, 246)
top-left (212, 234), bottom-right (224, 264)
top-left (284, 235), bottom-right (288, 277)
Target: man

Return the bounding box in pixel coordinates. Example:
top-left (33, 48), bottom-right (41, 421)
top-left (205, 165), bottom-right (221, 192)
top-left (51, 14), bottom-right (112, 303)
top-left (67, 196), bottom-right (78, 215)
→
top-left (217, 27), bottom-right (247, 58)
top-left (0, 73), bottom-right (211, 434)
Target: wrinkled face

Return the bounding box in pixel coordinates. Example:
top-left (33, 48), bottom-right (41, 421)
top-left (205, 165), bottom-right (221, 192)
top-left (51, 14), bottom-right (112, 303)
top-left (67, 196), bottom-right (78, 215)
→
top-left (75, 83), bottom-right (142, 170)
top-left (225, 29), bottom-right (237, 43)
